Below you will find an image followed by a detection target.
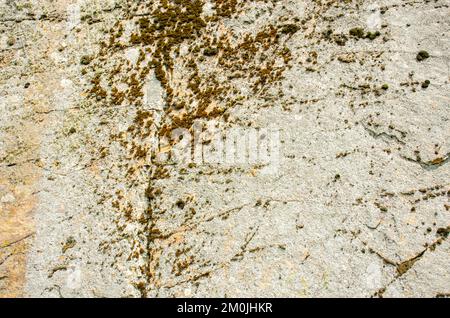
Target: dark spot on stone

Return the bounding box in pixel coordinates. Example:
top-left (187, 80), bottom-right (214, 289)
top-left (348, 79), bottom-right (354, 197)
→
top-left (203, 47), bottom-right (218, 56)
top-left (349, 27), bottom-right (365, 38)
top-left (333, 34), bottom-right (348, 46)
top-left (421, 80), bottom-right (430, 89)
top-left (280, 24), bottom-right (299, 35)
top-left (365, 31), bottom-right (381, 40)
top-left (437, 226), bottom-right (450, 238)
top-left (80, 55), bottom-right (92, 65)
top-left (62, 236), bottom-right (76, 253)
top-left (176, 199), bottom-right (185, 209)
top-left (6, 37), bottom-right (15, 46)
top-left (416, 50), bottom-right (430, 62)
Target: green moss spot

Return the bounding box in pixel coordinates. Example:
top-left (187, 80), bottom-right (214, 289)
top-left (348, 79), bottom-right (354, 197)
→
top-left (416, 50), bottom-right (430, 62)
top-left (349, 27), bottom-right (365, 38)
top-left (203, 47), bottom-right (218, 56)
top-left (62, 237), bottom-right (76, 253)
top-left (6, 37), bottom-right (15, 46)
top-left (365, 31), bottom-right (381, 40)
top-left (421, 80), bottom-right (430, 89)
top-left (280, 24), bottom-right (299, 35)
top-left (80, 55), bottom-right (92, 65)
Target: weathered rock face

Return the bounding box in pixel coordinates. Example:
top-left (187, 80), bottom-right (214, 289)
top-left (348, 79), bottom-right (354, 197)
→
top-left (0, 0), bottom-right (449, 298)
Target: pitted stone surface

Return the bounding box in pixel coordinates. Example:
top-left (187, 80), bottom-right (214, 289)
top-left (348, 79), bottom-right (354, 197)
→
top-left (0, 0), bottom-right (449, 298)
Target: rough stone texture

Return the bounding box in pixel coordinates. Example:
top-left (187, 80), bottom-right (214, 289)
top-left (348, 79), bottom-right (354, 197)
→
top-left (0, 0), bottom-right (449, 298)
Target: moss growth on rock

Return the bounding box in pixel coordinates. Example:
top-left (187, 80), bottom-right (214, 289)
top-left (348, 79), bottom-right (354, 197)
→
top-left (349, 28), bottom-right (380, 40)
top-left (365, 31), bottom-right (381, 40)
top-left (80, 55), bottom-right (92, 65)
top-left (280, 24), bottom-right (299, 35)
top-left (421, 80), bottom-right (430, 89)
top-left (6, 37), bottom-right (15, 46)
top-left (203, 47), bottom-right (218, 56)
top-left (416, 50), bottom-right (430, 61)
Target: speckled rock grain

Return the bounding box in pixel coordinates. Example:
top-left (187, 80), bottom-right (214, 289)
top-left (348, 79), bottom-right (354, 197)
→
top-left (0, 0), bottom-right (449, 298)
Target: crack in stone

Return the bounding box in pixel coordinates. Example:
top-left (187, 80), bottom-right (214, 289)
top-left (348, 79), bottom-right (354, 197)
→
top-left (401, 152), bottom-right (450, 171)
top-left (361, 122), bottom-right (406, 145)
top-left (0, 233), bottom-right (34, 250)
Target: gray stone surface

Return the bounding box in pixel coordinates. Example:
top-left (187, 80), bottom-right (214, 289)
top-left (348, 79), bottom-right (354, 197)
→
top-left (0, 0), bottom-right (449, 298)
